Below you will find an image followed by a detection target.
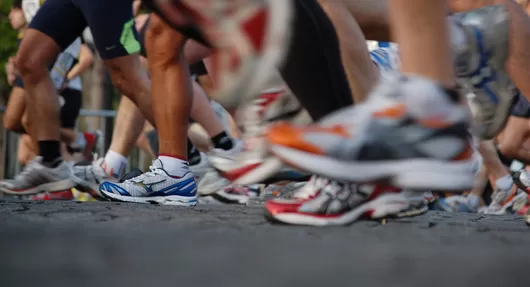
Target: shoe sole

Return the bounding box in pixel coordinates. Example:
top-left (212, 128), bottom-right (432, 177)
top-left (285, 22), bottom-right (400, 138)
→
top-left (232, 157), bottom-right (285, 185)
top-left (265, 192), bottom-right (413, 226)
top-left (197, 0), bottom-right (294, 109)
top-left (270, 145), bottom-right (475, 191)
top-left (99, 190), bottom-right (197, 206)
top-left (0, 179), bottom-right (75, 196)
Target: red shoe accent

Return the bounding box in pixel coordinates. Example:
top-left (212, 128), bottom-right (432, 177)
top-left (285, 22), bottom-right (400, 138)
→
top-left (220, 163), bottom-right (261, 181)
top-left (31, 189), bottom-right (74, 201)
top-left (242, 9), bottom-right (268, 53)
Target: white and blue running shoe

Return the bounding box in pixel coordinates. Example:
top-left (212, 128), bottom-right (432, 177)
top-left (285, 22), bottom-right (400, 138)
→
top-left (369, 45), bottom-right (400, 78)
top-left (99, 159), bottom-right (197, 206)
top-left (452, 5), bottom-right (514, 139)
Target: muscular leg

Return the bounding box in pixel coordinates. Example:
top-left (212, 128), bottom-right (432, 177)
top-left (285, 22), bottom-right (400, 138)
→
top-left (392, 0), bottom-right (455, 86)
top-left (16, 28), bottom-right (63, 166)
top-left (146, 14), bottom-right (191, 161)
top-left (318, 0), bottom-right (379, 102)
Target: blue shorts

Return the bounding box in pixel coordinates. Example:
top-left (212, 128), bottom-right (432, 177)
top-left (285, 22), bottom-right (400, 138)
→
top-left (511, 93), bottom-right (530, 118)
top-left (29, 0), bottom-right (140, 59)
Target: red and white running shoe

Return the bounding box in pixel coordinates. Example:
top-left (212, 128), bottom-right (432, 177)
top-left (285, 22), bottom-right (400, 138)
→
top-left (265, 177), bottom-right (427, 226)
top-left (30, 189), bottom-right (74, 201)
top-left (150, 0), bottom-right (293, 109)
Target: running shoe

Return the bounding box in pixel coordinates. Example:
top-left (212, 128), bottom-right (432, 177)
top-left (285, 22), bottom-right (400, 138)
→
top-left (431, 195), bottom-right (478, 213)
top-left (30, 189), bottom-right (74, 201)
top-left (481, 184), bottom-right (525, 214)
top-left (210, 89), bottom-right (311, 185)
top-left (212, 184), bottom-right (263, 204)
top-left (370, 46), bottom-right (400, 78)
top-left (512, 170), bottom-right (530, 193)
top-left (267, 75), bottom-right (476, 190)
top-left (197, 169), bottom-right (231, 195)
top-left (99, 159), bottom-right (197, 206)
top-left (147, 0), bottom-right (293, 109)
top-left (190, 152), bottom-right (210, 182)
top-left (72, 158), bottom-right (116, 199)
top-left (265, 181), bottom-right (421, 226)
top-left (453, 5), bottom-right (514, 139)
top-left (0, 157), bottom-right (76, 195)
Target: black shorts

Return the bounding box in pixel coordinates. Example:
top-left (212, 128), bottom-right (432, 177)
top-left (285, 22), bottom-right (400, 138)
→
top-left (59, 88), bottom-right (82, 128)
top-left (29, 0), bottom-right (140, 60)
top-left (511, 93), bottom-right (530, 118)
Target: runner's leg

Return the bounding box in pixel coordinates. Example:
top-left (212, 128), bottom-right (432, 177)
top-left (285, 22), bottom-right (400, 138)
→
top-left (146, 14), bottom-right (191, 169)
top-left (3, 86), bottom-right (26, 133)
top-left (318, 0), bottom-right (379, 102)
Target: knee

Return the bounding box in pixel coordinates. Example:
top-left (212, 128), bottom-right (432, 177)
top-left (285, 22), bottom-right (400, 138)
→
top-left (145, 15), bottom-right (187, 64)
top-left (15, 53), bottom-right (47, 84)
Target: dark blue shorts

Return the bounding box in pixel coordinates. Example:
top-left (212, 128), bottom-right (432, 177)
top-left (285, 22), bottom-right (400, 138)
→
top-left (511, 93), bottom-right (530, 118)
top-left (29, 0), bottom-right (140, 59)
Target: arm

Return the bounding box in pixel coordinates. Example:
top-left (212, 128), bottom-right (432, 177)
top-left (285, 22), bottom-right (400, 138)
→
top-left (66, 44), bottom-right (94, 81)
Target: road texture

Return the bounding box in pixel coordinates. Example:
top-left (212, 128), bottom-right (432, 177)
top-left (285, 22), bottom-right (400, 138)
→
top-left (1, 200), bottom-right (530, 287)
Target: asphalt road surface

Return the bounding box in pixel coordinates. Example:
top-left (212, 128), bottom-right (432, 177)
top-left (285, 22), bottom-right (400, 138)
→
top-left (1, 200), bottom-right (530, 287)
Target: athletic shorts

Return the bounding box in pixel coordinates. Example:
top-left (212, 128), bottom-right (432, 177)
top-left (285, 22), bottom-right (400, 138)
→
top-left (59, 88), bottom-right (82, 128)
top-left (511, 93), bottom-right (530, 118)
top-left (29, 0), bottom-right (140, 60)
top-left (137, 14), bottom-right (208, 78)
top-left (141, 0), bottom-right (210, 47)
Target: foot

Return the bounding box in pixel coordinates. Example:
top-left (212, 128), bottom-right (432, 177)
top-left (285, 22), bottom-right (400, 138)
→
top-left (0, 157), bottom-right (75, 195)
top-left (212, 184), bottom-right (262, 204)
top-left (165, 0), bottom-right (294, 109)
top-left (482, 184), bottom-right (523, 214)
top-left (99, 159), bottom-right (197, 206)
top-left (453, 5), bottom-right (514, 139)
top-left (190, 152), bottom-right (210, 183)
top-left (267, 75), bottom-right (475, 190)
top-left (210, 90), bottom-right (311, 185)
top-left (431, 195), bottom-right (478, 213)
top-left (72, 158), bottom-right (116, 199)
top-left (512, 170), bottom-right (530, 193)
top-left (265, 180), bottom-right (424, 226)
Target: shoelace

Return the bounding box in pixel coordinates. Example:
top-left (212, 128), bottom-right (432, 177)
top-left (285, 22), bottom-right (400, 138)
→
top-left (124, 164), bottom-right (166, 184)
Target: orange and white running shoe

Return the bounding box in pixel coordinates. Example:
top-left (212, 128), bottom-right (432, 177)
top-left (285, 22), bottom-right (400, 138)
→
top-left (148, 0), bottom-right (293, 109)
top-left (266, 75), bottom-right (476, 191)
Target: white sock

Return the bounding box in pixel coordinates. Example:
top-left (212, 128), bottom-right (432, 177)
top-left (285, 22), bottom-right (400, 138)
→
top-left (495, 174), bottom-right (513, 191)
top-left (103, 150), bottom-right (128, 178)
top-left (158, 155), bottom-right (190, 178)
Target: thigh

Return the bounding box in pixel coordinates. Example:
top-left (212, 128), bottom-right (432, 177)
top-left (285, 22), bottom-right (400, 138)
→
top-left (74, 0), bottom-right (140, 59)
top-left (59, 88), bottom-right (82, 128)
top-left (28, 0), bottom-right (87, 50)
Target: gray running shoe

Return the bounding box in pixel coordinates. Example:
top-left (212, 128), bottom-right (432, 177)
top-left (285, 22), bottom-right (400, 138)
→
top-left (453, 5), bottom-right (514, 139)
top-left (0, 157), bottom-right (75, 195)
